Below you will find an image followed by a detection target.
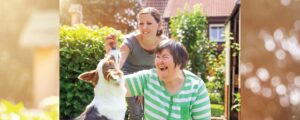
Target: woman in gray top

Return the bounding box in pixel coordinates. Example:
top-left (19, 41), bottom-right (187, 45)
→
top-left (105, 7), bottom-right (167, 120)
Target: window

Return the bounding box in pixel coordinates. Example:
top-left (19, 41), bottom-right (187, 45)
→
top-left (209, 24), bottom-right (225, 42)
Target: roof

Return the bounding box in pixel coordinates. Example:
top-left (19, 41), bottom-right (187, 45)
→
top-left (20, 10), bottom-right (59, 47)
top-left (163, 0), bottom-right (236, 18)
top-left (143, 0), bottom-right (168, 16)
top-left (225, 0), bottom-right (240, 24)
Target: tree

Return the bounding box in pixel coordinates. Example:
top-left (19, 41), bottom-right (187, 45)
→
top-left (170, 4), bottom-right (210, 80)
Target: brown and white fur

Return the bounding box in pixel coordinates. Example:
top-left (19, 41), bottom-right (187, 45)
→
top-left (76, 54), bottom-right (126, 120)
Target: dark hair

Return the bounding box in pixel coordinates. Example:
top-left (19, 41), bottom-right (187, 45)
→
top-left (137, 7), bottom-right (163, 36)
top-left (155, 39), bottom-right (189, 69)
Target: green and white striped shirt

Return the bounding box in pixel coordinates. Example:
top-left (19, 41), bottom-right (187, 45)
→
top-left (125, 69), bottom-right (211, 120)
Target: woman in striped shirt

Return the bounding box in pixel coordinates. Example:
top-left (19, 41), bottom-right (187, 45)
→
top-left (125, 39), bottom-right (211, 120)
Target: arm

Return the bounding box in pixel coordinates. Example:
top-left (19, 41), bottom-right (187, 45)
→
top-left (119, 44), bottom-right (129, 69)
top-left (125, 80), bottom-right (132, 97)
top-left (123, 70), bottom-right (149, 97)
top-left (120, 44), bottom-right (130, 98)
top-left (105, 35), bottom-right (135, 97)
top-left (191, 83), bottom-right (211, 120)
top-left (104, 34), bottom-right (129, 69)
top-left (120, 44), bottom-right (131, 97)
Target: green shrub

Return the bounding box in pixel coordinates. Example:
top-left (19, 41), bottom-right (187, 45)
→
top-left (169, 4), bottom-right (225, 105)
top-left (211, 104), bottom-right (224, 117)
top-left (170, 4), bottom-right (209, 80)
top-left (209, 92), bottom-right (223, 104)
top-left (59, 24), bottom-right (123, 119)
top-left (206, 43), bottom-right (225, 104)
top-left (0, 97), bottom-right (59, 120)
top-left (231, 93), bottom-right (240, 112)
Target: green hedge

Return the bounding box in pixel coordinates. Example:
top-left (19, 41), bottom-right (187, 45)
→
top-left (59, 24), bottom-right (123, 119)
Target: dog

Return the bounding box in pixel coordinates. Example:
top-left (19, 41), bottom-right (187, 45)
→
top-left (75, 53), bottom-right (126, 120)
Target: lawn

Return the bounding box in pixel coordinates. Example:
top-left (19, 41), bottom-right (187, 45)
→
top-left (211, 104), bottom-right (224, 117)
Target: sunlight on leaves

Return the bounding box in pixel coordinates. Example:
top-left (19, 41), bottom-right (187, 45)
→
top-left (0, 97), bottom-right (58, 120)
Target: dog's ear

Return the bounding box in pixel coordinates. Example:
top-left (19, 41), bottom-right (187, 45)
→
top-left (78, 70), bottom-right (98, 86)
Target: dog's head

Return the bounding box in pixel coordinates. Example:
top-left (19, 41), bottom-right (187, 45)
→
top-left (78, 54), bottom-right (123, 87)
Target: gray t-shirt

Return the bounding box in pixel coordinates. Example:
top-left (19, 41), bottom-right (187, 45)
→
top-left (121, 34), bottom-right (166, 75)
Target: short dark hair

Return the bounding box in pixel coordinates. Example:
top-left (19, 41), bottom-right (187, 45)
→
top-left (155, 39), bottom-right (189, 69)
top-left (137, 7), bottom-right (163, 36)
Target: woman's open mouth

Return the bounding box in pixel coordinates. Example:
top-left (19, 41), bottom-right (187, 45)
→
top-left (159, 66), bottom-right (168, 71)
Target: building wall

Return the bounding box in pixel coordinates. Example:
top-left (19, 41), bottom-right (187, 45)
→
top-left (241, 0), bottom-right (300, 119)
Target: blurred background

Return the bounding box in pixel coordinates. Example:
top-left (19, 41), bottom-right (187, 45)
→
top-left (0, 0), bottom-right (59, 117)
top-left (240, 0), bottom-right (300, 119)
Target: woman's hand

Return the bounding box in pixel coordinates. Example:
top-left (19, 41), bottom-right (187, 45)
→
top-left (104, 34), bottom-right (117, 53)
